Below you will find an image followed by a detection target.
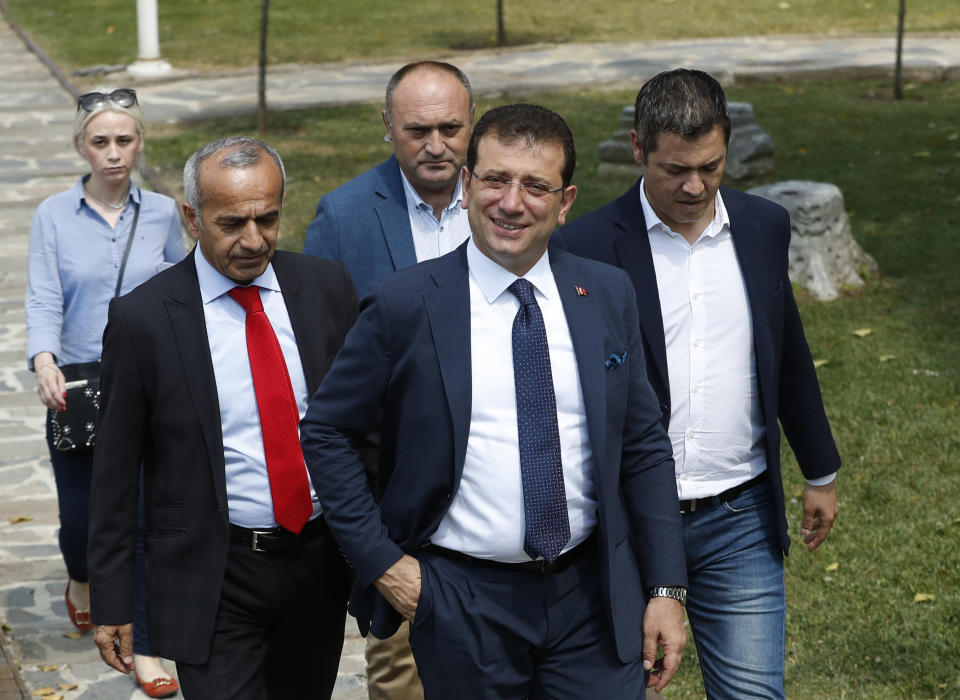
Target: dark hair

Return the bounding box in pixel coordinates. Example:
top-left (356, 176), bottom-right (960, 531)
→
top-left (384, 61), bottom-right (473, 125)
top-left (632, 69), bottom-right (731, 163)
top-left (467, 103), bottom-right (576, 187)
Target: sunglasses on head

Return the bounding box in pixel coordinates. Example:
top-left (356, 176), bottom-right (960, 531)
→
top-left (77, 88), bottom-right (138, 112)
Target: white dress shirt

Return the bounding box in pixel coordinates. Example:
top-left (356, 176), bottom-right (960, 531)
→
top-left (429, 239), bottom-right (597, 561)
top-left (400, 170), bottom-right (472, 263)
top-left (195, 250), bottom-right (321, 528)
top-left (640, 183), bottom-right (834, 498)
top-left (641, 183), bottom-right (767, 500)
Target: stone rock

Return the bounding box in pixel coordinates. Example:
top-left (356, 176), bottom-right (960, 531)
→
top-left (747, 181), bottom-right (878, 301)
top-left (726, 103), bottom-right (775, 180)
top-left (596, 102), bottom-right (774, 180)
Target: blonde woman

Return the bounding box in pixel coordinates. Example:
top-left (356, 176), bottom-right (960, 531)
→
top-left (26, 88), bottom-right (185, 698)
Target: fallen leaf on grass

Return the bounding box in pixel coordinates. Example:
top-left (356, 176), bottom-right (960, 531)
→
top-left (913, 593), bottom-right (935, 603)
top-left (825, 562), bottom-right (839, 572)
top-left (63, 631), bottom-right (83, 639)
top-left (777, 1), bottom-right (790, 8)
top-left (852, 328), bottom-right (873, 338)
top-left (9, 515), bottom-right (33, 524)
top-left (879, 355), bottom-right (895, 362)
top-left (947, 134), bottom-right (959, 141)
top-left (41, 664), bottom-right (58, 671)
top-left (58, 684), bottom-right (78, 691)
top-left (813, 358), bottom-right (829, 368)
top-left (105, 25), bottom-right (115, 34)
top-left (913, 151), bottom-right (931, 157)
top-left (31, 689), bottom-right (57, 697)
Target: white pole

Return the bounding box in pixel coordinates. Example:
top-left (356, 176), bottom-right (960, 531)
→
top-left (128, 0), bottom-right (172, 77)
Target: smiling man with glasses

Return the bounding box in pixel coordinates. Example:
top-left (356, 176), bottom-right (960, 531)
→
top-left (301, 103), bottom-right (688, 699)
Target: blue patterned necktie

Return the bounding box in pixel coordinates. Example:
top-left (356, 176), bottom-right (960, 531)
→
top-left (508, 278), bottom-right (570, 563)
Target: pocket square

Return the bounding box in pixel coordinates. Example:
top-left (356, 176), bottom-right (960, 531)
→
top-left (604, 351), bottom-right (627, 370)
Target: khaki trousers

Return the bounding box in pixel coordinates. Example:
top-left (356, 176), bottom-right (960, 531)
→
top-left (365, 623), bottom-right (424, 700)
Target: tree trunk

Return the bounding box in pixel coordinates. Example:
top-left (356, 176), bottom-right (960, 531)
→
top-left (258, 0), bottom-right (269, 131)
top-left (496, 0), bottom-right (505, 46)
top-left (894, 0), bottom-right (906, 100)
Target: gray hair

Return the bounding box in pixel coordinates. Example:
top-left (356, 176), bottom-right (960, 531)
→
top-left (633, 69), bottom-right (731, 163)
top-left (384, 61), bottom-right (473, 128)
top-left (182, 136), bottom-right (286, 227)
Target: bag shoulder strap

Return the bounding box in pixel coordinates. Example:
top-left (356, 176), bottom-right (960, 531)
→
top-left (114, 201), bottom-right (141, 298)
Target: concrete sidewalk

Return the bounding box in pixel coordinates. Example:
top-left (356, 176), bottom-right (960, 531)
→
top-left (120, 34), bottom-right (960, 124)
top-left (1, 11), bottom-right (958, 699)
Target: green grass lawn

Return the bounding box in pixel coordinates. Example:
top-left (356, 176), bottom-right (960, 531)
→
top-left (143, 77), bottom-right (960, 697)
top-left (5, 0), bottom-right (958, 72)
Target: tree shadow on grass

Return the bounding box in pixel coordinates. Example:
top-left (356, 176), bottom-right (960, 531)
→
top-left (430, 29), bottom-right (558, 51)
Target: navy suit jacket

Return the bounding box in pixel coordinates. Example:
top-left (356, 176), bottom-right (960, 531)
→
top-left (303, 155), bottom-right (418, 296)
top-left (553, 182), bottom-right (842, 554)
top-left (300, 244), bottom-right (686, 663)
top-left (88, 249), bottom-right (358, 663)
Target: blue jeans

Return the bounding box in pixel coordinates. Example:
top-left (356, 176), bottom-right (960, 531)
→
top-left (682, 477), bottom-right (785, 700)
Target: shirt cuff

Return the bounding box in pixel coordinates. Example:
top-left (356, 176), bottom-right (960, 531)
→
top-left (806, 472), bottom-right (837, 487)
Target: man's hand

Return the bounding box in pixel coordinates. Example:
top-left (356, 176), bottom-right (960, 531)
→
top-left (801, 481), bottom-right (838, 551)
top-left (93, 623), bottom-right (134, 674)
top-left (373, 554), bottom-right (422, 622)
top-left (642, 596), bottom-right (686, 693)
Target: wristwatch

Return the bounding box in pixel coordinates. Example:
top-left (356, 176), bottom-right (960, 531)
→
top-left (647, 585), bottom-right (687, 607)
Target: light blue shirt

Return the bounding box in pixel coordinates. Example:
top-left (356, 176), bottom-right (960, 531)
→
top-left (25, 176), bottom-right (186, 368)
top-left (399, 170), bottom-right (472, 263)
top-left (194, 249), bottom-right (321, 528)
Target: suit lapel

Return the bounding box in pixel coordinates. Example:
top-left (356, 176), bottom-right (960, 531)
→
top-left (423, 247), bottom-right (472, 481)
top-left (374, 157), bottom-right (418, 273)
top-left (272, 252), bottom-right (322, 392)
top-left (611, 185), bottom-right (670, 391)
top-left (550, 251), bottom-right (607, 469)
top-left (163, 250), bottom-right (228, 516)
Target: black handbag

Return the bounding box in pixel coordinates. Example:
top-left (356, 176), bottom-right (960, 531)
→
top-left (48, 202), bottom-right (139, 454)
top-left (50, 361), bottom-right (102, 452)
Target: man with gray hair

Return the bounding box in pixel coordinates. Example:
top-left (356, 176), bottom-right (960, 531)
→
top-left (88, 136), bottom-right (358, 699)
top-left (554, 69), bottom-right (841, 698)
top-left (302, 60), bottom-right (475, 700)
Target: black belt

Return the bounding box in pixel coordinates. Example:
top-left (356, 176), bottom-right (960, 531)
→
top-left (679, 473), bottom-right (766, 514)
top-left (229, 516), bottom-right (328, 553)
top-left (422, 535), bottom-right (594, 574)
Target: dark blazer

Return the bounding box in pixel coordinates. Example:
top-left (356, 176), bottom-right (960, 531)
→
top-left (300, 244), bottom-right (686, 664)
top-left (303, 156), bottom-right (417, 296)
top-left (552, 182), bottom-right (842, 554)
top-left (88, 249), bottom-right (358, 664)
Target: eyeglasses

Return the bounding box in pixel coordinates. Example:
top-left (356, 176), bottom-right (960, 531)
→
top-left (470, 171), bottom-right (565, 200)
top-left (77, 88), bottom-right (138, 113)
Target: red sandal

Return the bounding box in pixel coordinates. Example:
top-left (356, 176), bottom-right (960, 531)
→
top-left (64, 580), bottom-right (93, 632)
top-left (135, 673), bottom-right (180, 698)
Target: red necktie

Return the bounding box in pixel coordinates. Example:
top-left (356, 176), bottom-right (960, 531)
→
top-left (228, 285), bottom-right (312, 534)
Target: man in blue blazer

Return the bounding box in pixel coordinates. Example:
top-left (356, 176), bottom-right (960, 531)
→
top-left (553, 70), bottom-right (841, 699)
top-left (302, 60), bottom-right (475, 700)
top-left (302, 60), bottom-right (475, 297)
top-left (302, 104), bottom-right (688, 699)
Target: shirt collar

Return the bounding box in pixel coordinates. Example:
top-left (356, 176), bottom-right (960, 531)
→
top-left (73, 174), bottom-right (142, 212)
top-left (400, 168), bottom-right (464, 216)
top-left (194, 247), bottom-right (281, 305)
top-left (466, 236), bottom-right (554, 304)
top-left (638, 178), bottom-right (729, 242)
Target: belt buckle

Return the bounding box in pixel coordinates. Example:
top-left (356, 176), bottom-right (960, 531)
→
top-left (250, 529), bottom-right (272, 552)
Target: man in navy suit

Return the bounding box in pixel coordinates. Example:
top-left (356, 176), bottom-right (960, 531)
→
top-left (302, 60), bottom-right (475, 296)
top-left (301, 103), bottom-right (688, 699)
top-left (302, 60), bottom-right (475, 700)
top-left (553, 69), bottom-right (841, 699)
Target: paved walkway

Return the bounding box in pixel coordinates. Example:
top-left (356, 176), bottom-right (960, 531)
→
top-left (1, 11), bottom-right (958, 699)
top-left (123, 34), bottom-right (960, 123)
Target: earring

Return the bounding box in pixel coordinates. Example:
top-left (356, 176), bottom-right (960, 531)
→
top-left (384, 133), bottom-right (392, 143)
